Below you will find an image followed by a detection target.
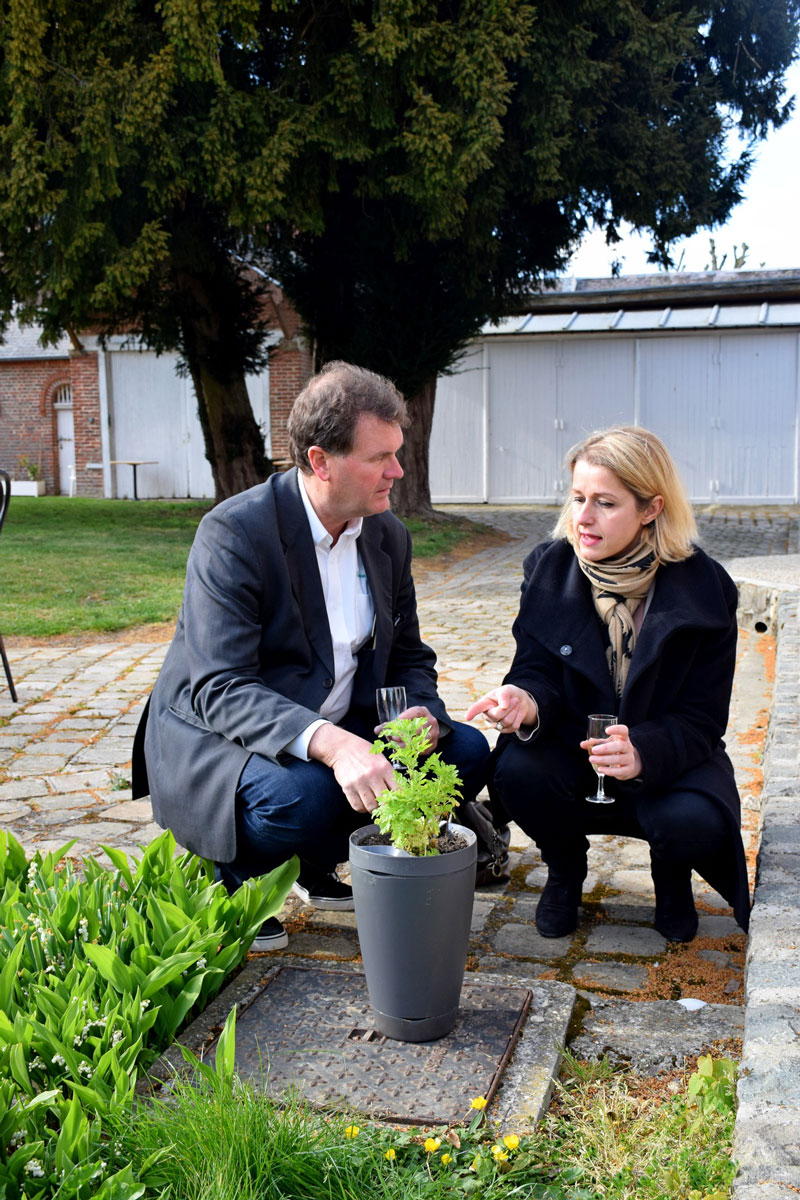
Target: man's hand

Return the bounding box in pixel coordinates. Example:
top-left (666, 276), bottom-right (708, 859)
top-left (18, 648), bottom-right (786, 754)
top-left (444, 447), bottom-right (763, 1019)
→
top-left (308, 724), bottom-right (397, 813)
top-left (374, 704), bottom-right (440, 754)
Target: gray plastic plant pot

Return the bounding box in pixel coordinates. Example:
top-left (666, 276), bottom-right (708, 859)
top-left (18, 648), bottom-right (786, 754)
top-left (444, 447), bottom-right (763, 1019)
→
top-left (349, 823), bottom-right (477, 1042)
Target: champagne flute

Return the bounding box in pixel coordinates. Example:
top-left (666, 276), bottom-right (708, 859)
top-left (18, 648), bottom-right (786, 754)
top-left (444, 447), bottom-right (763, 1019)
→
top-left (586, 714), bottom-right (618, 804)
top-left (376, 686), bottom-right (409, 776)
top-left (376, 686), bottom-right (407, 726)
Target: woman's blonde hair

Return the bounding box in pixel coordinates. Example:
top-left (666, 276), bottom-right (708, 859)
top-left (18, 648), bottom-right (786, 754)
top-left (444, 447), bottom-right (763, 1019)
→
top-left (553, 426), bottom-right (697, 562)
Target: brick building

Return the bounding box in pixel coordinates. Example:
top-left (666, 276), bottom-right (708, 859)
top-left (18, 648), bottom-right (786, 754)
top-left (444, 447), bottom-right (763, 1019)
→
top-left (0, 286), bottom-right (313, 498)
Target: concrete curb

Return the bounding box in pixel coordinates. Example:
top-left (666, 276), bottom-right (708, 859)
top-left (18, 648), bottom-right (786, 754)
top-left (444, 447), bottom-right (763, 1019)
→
top-left (732, 591), bottom-right (800, 1197)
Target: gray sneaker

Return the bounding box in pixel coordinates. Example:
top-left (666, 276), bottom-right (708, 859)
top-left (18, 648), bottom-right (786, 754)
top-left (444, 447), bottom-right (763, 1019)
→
top-left (292, 869), bottom-right (354, 911)
top-left (250, 917), bottom-right (288, 951)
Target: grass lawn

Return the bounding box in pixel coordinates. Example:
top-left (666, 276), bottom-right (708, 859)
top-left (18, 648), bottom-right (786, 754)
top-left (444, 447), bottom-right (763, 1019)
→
top-left (1, 496), bottom-right (481, 638)
top-left (113, 1047), bottom-right (738, 1200)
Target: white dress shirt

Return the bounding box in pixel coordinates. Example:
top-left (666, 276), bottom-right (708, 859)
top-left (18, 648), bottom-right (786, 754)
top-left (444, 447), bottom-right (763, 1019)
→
top-left (283, 471), bottom-right (375, 760)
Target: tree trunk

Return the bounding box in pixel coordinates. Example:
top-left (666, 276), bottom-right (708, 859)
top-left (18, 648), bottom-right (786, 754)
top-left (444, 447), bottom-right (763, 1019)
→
top-left (175, 261), bottom-right (273, 503)
top-left (187, 360), bottom-right (273, 503)
top-left (391, 377), bottom-right (437, 519)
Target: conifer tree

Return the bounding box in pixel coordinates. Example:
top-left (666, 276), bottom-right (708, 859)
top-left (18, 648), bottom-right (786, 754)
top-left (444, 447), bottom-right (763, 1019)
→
top-left (0, 0), bottom-right (796, 507)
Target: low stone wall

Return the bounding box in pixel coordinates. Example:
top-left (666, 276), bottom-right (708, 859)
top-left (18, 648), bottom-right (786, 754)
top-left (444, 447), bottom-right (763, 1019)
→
top-left (733, 592), bottom-right (800, 1198)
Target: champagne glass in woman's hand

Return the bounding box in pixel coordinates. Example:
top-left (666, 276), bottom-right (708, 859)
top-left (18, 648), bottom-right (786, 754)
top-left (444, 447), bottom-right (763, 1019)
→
top-left (585, 714), bottom-right (618, 804)
top-left (376, 687), bottom-right (407, 726)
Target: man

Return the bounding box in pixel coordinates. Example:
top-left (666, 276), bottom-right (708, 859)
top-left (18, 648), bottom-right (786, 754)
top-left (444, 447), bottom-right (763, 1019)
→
top-left (133, 361), bottom-right (489, 949)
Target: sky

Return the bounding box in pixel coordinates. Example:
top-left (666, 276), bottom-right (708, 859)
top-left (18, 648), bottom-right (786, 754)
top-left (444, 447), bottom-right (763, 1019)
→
top-left (566, 58), bottom-right (800, 278)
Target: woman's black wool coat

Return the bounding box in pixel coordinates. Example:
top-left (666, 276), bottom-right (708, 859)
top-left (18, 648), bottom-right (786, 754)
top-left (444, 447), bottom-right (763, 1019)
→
top-left (495, 538), bottom-right (749, 931)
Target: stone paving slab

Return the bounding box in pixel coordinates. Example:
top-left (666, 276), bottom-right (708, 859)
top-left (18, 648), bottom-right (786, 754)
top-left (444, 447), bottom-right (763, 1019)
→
top-left (571, 997), bottom-right (745, 1074)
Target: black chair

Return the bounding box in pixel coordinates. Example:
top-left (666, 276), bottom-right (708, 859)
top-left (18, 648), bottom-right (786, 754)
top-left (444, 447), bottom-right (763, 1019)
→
top-left (0, 471), bottom-right (18, 702)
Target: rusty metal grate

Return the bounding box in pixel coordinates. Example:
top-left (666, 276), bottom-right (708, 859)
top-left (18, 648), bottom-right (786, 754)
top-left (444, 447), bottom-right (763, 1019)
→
top-left (208, 967), bottom-right (531, 1125)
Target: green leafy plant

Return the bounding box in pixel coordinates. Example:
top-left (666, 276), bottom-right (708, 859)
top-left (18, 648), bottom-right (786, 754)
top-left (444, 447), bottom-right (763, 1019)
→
top-left (688, 1055), bottom-right (737, 1118)
top-left (112, 1037), bottom-right (739, 1200)
top-left (0, 829), bottom-right (297, 1198)
top-left (371, 716), bottom-right (461, 856)
top-left (16, 455), bottom-right (42, 481)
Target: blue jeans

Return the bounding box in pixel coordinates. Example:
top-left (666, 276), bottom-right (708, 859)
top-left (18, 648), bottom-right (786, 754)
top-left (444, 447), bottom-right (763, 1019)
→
top-left (216, 718), bottom-right (490, 892)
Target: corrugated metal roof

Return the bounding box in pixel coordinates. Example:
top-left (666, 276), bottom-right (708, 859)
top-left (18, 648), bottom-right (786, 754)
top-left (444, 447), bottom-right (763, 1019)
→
top-left (483, 301), bottom-right (800, 337)
top-left (0, 319), bottom-right (71, 360)
top-left (523, 268), bottom-right (800, 309)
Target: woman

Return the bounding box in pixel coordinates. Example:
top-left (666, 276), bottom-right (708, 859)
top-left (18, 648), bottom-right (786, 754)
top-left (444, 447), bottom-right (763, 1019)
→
top-left (466, 426), bottom-right (749, 942)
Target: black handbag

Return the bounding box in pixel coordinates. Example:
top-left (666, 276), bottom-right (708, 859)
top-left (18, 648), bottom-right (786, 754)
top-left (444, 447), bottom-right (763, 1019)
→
top-left (458, 795), bottom-right (511, 887)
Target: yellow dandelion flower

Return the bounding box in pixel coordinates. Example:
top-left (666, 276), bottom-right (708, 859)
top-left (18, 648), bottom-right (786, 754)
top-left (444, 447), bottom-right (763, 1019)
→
top-left (469, 1096), bottom-right (487, 1110)
top-left (503, 1134), bottom-right (520, 1150)
top-left (424, 1137), bottom-right (441, 1153)
top-left (385, 1148), bottom-right (396, 1161)
top-left (344, 1125), bottom-right (360, 1139)
top-left (441, 1153), bottom-right (453, 1165)
top-left (491, 1146), bottom-right (509, 1162)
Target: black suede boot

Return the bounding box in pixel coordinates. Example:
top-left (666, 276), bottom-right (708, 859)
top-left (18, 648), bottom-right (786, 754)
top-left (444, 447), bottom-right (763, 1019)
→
top-left (651, 855), bottom-right (698, 942)
top-left (535, 853), bottom-right (587, 938)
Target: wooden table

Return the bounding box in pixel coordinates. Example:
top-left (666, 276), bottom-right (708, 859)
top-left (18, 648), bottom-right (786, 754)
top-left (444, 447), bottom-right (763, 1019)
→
top-left (109, 460), bottom-right (158, 500)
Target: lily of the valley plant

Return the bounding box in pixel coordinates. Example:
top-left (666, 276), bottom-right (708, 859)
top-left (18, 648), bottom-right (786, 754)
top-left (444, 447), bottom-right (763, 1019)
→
top-left (371, 716), bottom-right (462, 856)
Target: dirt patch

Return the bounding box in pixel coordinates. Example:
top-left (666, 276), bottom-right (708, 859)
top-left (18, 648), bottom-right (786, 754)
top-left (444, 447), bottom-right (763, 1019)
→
top-left (550, 1041), bottom-right (743, 1113)
top-left (624, 930), bottom-right (747, 1006)
top-left (6, 621), bottom-right (178, 650)
top-left (757, 633), bottom-right (776, 683)
top-left (736, 706), bottom-right (771, 746)
top-left (411, 525), bottom-right (510, 584)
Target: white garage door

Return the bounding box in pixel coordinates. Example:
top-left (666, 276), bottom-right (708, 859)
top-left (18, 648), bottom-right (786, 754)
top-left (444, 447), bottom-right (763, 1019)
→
top-left (432, 329), bottom-right (799, 503)
top-left (107, 349), bottom-right (270, 499)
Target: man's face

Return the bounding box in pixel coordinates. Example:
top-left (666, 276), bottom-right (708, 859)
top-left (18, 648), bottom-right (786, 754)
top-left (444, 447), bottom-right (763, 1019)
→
top-left (320, 413), bottom-right (404, 524)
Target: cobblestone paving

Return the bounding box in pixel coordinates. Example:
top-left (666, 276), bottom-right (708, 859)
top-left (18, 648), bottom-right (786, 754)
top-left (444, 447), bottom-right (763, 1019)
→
top-left (0, 505), bottom-right (795, 1053)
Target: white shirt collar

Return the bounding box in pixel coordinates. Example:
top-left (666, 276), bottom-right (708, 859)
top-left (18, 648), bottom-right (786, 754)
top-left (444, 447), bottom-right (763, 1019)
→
top-left (296, 468), bottom-right (363, 548)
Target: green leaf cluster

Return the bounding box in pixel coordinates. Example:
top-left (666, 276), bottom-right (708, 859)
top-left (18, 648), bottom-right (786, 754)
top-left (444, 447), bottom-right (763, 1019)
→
top-left (113, 1039), bottom-right (739, 1200)
top-left (371, 716), bottom-right (462, 856)
top-left (0, 829), bottom-right (297, 1197)
top-left (264, 0), bottom-right (800, 410)
top-left (0, 0), bottom-right (797, 506)
top-left (688, 1054), bottom-right (737, 1118)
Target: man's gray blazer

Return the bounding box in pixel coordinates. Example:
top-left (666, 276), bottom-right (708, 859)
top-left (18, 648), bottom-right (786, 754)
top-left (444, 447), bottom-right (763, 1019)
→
top-left (133, 468), bottom-right (447, 862)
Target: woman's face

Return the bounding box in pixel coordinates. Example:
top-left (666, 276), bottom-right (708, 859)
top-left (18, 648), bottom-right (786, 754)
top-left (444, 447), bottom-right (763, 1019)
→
top-left (571, 460), bottom-right (663, 562)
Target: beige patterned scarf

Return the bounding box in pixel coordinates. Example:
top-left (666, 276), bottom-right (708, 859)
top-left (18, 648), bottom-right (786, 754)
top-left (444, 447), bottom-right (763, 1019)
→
top-left (577, 542), bottom-right (660, 699)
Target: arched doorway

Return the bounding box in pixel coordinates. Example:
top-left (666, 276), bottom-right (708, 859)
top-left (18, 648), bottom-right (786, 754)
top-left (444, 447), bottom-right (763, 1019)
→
top-left (53, 385), bottom-right (75, 495)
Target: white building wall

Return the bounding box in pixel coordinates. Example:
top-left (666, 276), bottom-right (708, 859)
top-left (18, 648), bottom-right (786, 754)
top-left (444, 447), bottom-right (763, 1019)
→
top-left (428, 346), bottom-right (487, 501)
top-left (106, 346), bottom-right (270, 499)
top-left (637, 335), bottom-right (719, 501)
top-left (488, 340), bottom-right (560, 502)
top-left (431, 327), bottom-right (800, 504)
top-left (715, 332), bottom-right (797, 500)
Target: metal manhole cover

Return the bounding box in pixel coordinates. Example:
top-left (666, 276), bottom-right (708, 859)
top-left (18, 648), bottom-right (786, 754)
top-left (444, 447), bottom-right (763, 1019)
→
top-left (208, 967), bottom-right (531, 1125)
